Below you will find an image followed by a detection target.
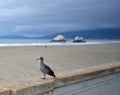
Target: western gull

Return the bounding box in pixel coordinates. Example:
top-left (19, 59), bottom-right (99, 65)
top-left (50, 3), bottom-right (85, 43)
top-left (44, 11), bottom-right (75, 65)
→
top-left (36, 57), bottom-right (56, 79)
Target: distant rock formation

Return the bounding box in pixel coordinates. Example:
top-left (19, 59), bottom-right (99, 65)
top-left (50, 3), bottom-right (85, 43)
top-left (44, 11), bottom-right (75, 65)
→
top-left (50, 35), bottom-right (66, 42)
top-left (73, 36), bottom-right (86, 42)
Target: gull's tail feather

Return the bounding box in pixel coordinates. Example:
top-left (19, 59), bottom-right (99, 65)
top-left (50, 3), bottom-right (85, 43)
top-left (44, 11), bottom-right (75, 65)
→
top-left (53, 73), bottom-right (56, 78)
top-left (47, 70), bottom-right (56, 78)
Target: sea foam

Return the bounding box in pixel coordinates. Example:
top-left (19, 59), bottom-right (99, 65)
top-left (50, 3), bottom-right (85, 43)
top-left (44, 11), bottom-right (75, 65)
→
top-left (0, 39), bottom-right (120, 47)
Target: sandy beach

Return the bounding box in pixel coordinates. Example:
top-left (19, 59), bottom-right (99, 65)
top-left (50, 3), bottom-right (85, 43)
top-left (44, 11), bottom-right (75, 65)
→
top-left (0, 44), bottom-right (120, 88)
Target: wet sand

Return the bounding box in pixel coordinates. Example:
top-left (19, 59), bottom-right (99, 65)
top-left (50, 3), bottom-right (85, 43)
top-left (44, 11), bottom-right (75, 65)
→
top-left (0, 44), bottom-right (120, 88)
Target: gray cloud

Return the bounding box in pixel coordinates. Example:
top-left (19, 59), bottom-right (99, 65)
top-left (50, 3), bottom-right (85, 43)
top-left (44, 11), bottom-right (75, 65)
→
top-left (0, 0), bottom-right (120, 37)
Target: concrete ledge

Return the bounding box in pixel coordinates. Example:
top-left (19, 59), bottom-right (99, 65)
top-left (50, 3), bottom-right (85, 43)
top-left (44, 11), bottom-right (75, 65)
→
top-left (9, 80), bottom-right (55, 95)
top-left (0, 63), bottom-right (120, 95)
top-left (0, 89), bottom-right (10, 95)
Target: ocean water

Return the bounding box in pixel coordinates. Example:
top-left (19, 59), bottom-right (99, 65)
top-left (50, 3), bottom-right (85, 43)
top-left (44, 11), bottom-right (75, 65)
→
top-left (0, 39), bottom-right (120, 47)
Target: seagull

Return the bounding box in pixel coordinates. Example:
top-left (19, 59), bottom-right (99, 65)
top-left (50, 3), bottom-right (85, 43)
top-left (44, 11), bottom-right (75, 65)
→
top-left (36, 57), bottom-right (56, 79)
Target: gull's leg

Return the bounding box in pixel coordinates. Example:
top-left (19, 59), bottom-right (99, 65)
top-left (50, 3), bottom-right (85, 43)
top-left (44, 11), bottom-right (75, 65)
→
top-left (41, 73), bottom-right (46, 79)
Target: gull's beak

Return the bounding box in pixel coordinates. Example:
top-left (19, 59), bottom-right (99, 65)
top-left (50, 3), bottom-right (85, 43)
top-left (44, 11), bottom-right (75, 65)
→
top-left (36, 58), bottom-right (40, 60)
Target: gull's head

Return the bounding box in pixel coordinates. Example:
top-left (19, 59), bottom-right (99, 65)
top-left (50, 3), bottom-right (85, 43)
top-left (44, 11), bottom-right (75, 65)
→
top-left (36, 56), bottom-right (44, 61)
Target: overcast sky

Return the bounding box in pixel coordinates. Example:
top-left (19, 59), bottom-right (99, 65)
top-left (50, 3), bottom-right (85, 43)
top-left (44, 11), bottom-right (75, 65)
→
top-left (0, 0), bottom-right (120, 37)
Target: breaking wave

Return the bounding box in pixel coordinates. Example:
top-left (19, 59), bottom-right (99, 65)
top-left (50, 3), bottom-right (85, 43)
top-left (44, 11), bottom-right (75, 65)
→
top-left (0, 39), bottom-right (120, 47)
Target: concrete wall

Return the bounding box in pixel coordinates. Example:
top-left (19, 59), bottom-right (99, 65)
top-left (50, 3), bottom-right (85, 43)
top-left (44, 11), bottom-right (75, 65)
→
top-left (54, 72), bottom-right (120, 95)
top-left (0, 65), bottom-right (120, 95)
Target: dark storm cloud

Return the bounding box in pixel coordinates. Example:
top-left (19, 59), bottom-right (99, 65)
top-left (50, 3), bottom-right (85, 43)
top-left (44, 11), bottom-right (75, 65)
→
top-left (0, 0), bottom-right (120, 36)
